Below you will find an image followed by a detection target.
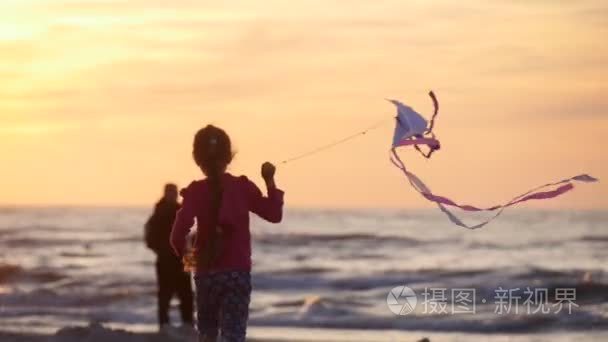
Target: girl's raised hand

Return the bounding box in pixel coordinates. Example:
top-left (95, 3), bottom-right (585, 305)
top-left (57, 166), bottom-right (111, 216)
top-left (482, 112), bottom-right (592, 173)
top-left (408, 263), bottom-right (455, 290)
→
top-left (261, 162), bottom-right (276, 182)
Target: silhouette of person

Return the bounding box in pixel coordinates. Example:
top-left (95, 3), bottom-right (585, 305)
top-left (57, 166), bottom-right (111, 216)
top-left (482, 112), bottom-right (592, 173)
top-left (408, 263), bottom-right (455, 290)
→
top-left (145, 183), bottom-right (194, 331)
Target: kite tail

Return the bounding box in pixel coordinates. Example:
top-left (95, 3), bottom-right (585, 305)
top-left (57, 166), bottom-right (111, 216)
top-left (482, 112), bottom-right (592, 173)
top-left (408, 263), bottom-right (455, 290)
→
top-left (415, 90), bottom-right (440, 159)
top-left (390, 148), bottom-right (598, 229)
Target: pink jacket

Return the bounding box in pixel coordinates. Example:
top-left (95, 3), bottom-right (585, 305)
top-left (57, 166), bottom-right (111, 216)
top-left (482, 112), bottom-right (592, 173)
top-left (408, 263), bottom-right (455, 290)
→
top-left (170, 173), bottom-right (284, 274)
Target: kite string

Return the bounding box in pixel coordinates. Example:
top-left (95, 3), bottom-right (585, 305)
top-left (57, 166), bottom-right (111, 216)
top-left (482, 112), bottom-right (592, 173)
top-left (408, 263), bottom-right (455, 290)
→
top-left (280, 119), bottom-right (391, 165)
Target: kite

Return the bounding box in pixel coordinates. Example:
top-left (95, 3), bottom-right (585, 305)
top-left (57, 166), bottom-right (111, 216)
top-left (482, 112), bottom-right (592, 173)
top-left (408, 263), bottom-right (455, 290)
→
top-left (388, 91), bottom-right (598, 229)
top-left (280, 91), bottom-right (598, 228)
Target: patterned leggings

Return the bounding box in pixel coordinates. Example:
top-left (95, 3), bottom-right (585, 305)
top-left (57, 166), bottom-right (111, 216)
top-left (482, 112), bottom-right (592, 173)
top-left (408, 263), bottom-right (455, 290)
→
top-left (195, 271), bottom-right (251, 342)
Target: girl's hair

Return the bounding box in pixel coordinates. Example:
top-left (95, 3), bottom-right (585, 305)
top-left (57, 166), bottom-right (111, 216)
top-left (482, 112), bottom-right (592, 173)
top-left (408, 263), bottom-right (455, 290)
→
top-left (192, 125), bottom-right (233, 268)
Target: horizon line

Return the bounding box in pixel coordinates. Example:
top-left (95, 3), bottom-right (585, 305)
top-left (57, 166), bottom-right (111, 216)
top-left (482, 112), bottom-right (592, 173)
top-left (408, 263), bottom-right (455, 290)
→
top-left (0, 204), bottom-right (605, 213)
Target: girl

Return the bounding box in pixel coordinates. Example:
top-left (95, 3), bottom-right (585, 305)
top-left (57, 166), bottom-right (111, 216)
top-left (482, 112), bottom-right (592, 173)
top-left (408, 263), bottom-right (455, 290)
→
top-left (170, 125), bottom-right (284, 342)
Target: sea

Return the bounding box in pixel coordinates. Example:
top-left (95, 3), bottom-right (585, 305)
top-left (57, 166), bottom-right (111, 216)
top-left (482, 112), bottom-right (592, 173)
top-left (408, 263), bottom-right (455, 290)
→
top-left (0, 207), bottom-right (606, 341)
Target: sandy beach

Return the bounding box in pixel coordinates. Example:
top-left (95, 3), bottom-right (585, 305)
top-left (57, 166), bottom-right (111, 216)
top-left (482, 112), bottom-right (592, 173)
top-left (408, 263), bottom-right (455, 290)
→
top-left (3, 323), bottom-right (608, 342)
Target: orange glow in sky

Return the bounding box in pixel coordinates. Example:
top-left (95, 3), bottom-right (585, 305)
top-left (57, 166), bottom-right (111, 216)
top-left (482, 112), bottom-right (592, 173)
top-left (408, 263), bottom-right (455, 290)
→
top-left (1, 0), bottom-right (606, 208)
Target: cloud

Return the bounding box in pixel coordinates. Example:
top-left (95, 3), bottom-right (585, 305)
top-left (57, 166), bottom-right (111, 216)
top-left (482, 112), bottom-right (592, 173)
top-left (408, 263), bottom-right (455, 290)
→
top-left (3, 0), bottom-right (607, 121)
top-left (533, 97), bottom-right (608, 119)
top-left (39, 0), bottom-right (225, 14)
top-left (479, 51), bottom-right (608, 76)
top-left (574, 6), bottom-right (608, 27)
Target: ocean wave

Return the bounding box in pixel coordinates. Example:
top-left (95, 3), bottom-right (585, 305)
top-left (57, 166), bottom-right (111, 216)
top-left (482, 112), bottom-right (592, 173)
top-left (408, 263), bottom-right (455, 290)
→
top-left (580, 235), bottom-right (608, 243)
top-left (388, 267), bottom-right (494, 278)
top-left (336, 251), bottom-right (385, 260)
top-left (251, 308), bottom-right (608, 333)
top-left (254, 266), bottom-right (608, 298)
top-left (2, 286), bottom-right (150, 308)
top-left (271, 295), bottom-right (373, 310)
top-left (511, 266), bottom-right (603, 284)
top-left (329, 267), bottom-right (496, 291)
top-left (2, 237), bottom-right (86, 248)
top-left (2, 235), bottom-right (141, 248)
top-left (59, 252), bottom-right (105, 258)
top-left (1, 265), bottom-right (67, 285)
top-left (23, 268), bottom-right (67, 283)
top-left (255, 269), bottom-right (449, 292)
top-left (0, 227), bottom-right (21, 236)
top-left (261, 266), bottom-right (337, 276)
top-left (102, 236), bottom-right (144, 243)
top-left (254, 232), bottom-right (426, 247)
top-left (0, 263), bottom-right (22, 282)
top-left (254, 274), bottom-right (330, 291)
top-left (465, 240), bottom-right (570, 250)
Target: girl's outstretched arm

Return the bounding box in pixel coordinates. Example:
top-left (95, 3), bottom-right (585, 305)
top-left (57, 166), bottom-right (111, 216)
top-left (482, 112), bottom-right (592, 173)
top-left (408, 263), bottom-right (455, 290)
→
top-left (248, 162), bottom-right (284, 223)
top-left (170, 184), bottom-right (197, 256)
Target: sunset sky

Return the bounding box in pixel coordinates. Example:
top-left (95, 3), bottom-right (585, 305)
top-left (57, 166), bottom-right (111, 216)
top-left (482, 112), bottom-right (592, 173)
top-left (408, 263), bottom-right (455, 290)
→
top-left (1, 0), bottom-right (606, 208)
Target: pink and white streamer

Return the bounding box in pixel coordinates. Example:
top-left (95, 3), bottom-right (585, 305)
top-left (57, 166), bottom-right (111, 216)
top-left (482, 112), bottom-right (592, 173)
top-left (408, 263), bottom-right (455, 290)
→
top-left (390, 147), bottom-right (597, 229)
